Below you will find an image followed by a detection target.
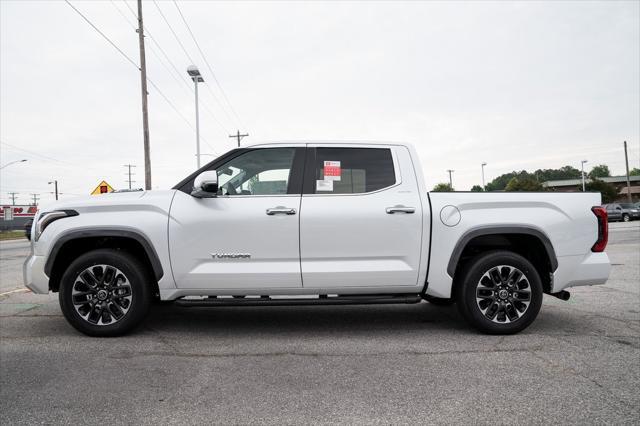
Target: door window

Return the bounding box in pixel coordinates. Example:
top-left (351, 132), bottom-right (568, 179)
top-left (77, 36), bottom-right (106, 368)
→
top-left (216, 148), bottom-right (296, 196)
top-left (311, 148), bottom-right (396, 194)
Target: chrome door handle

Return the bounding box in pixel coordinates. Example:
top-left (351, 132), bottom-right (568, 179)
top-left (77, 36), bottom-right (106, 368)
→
top-left (386, 206), bottom-right (415, 214)
top-left (266, 206), bottom-right (296, 215)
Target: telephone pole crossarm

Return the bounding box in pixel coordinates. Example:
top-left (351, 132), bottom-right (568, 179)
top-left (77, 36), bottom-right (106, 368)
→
top-left (229, 130), bottom-right (249, 147)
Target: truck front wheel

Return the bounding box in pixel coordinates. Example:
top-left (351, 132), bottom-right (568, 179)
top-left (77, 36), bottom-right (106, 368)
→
top-left (59, 249), bottom-right (151, 337)
top-left (457, 250), bottom-right (543, 334)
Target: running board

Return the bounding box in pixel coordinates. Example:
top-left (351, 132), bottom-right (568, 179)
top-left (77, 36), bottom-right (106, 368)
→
top-left (174, 294), bottom-right (422, 307)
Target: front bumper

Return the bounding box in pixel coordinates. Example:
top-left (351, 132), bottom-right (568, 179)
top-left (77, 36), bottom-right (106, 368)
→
top-left (23, 254), bottom-right (50, 294)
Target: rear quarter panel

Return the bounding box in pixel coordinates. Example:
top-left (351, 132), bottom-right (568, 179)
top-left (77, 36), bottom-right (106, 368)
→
top-left (426, 192), bottom-right (603, 298)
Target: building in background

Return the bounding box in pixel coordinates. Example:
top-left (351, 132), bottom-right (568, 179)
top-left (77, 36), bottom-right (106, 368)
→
top-left (1, 205), bottom-right (37, 231)
top-left (542, 175), bottom-right (640, 200)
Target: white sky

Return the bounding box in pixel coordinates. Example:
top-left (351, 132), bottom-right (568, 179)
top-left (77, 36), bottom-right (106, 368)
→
top-left (1, 0), bottom-right (639, 205)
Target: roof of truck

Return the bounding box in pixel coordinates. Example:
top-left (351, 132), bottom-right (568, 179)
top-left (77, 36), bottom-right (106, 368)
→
top-left (245, 140), bottom-right (411, 148)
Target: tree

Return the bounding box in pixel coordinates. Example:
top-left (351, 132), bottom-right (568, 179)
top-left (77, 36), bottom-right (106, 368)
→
top-left (470, 185), bottom-right (484, 192)
top-left (432, 182), bottom-right (454, 192)
top-left (504, 177), bottom-right (544, 192)
top-left (485, 170), bottom-right (531, 191)
top-left (588, 164), bottom-right (611, 179)
top-left (533, 165), bottom-right (581, 181)
top-left (585, 179), bottom-right (618, 203)
top-left (630, 168), bottom-right (640, 176)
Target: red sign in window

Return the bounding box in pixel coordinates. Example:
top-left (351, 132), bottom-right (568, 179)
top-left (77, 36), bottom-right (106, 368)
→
top-left (323, 161), bottom-right (341, 181)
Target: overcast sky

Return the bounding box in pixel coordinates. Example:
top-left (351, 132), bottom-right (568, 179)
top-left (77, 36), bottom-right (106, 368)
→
top-left (1, 0), bottom-right (639, 205)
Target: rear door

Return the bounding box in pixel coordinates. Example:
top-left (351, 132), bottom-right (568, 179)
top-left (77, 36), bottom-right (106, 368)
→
top-left (299, 144), bottom-right (423, 289)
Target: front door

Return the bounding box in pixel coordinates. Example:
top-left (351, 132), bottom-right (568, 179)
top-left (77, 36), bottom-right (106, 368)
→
top-left (299, 145), bottom-right (424, 289)
top-left (169, 147), bottom-right (305, 290)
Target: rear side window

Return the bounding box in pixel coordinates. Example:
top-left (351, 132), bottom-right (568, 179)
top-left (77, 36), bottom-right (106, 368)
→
top-left (311, 148), bottom-right (395, 194)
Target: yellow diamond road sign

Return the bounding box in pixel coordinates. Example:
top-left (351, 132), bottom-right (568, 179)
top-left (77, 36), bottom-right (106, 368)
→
top-left (91, 180), bottom-right (115, 195)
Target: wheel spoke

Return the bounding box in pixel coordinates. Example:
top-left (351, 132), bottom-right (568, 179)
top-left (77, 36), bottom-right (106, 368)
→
top-left (489, 269), bottom-right (502, 285)
top-left (103, 266), bottom-right (117, 285)
top-left (80, 269), bottom-right (99, 288)
top-left (108, 302), bottom-right (125, 320)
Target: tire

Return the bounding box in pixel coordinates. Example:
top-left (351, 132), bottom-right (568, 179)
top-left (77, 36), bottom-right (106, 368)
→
top-left (59, 249), bottom-right (151, 337)
top-left (456, 250), bottom-right (543, 335)
top-left (423, 294), bottom-right (455, 306)
top-left (622, 214), bottom-right (630, 222)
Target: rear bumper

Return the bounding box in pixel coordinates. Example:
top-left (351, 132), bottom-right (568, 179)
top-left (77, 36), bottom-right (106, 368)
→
top-left (23, 254), bottom-right (49, 294)
top-left (552, 252), bottom-right (611, 292)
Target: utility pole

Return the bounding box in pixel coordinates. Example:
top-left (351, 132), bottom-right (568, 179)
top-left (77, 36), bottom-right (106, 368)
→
top-left (8, 192), bottom-right (18, 205)
top-left (48, 180), bottom-right (58, 200)
top-left (123, 164), bottom-right (136, 190)
top-left (481, 162), bottom-right (487, 189)
top-left (623, 141), bottom-right (632, 203)
top-left (446, 169), bottom-right (454, 188)
top-left (229, 130), bottom-right (249, 147)
top-left (137, 0), bottom-right (151, 190)
top-left (30, 194), bottom-right (39, 206)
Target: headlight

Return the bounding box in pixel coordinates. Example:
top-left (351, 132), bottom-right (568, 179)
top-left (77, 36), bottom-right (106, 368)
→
top-left (35, 210), bottom-right (79, 241)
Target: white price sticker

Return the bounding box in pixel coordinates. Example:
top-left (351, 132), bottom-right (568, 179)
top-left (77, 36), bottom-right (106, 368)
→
top-left (316, 180), bottom-right (333, 191)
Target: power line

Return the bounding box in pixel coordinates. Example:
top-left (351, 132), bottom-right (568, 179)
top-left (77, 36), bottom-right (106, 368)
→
top-left (64, 0), bottom-right (139, 70)
top-left (0, 141), bottom-right (75, 165)
top-left (112, 0), bottom-right (232, 136)
top-left (65, 0), bottom-right (217, 151)
top-left (152, 0), bottom-right (195, 64)
top-left (152, 0), bottom-right (237, 130)
top-left (172, 0), bottom-right (244, 128)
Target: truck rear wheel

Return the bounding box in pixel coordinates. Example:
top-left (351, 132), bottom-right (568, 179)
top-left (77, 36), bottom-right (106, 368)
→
top-left (457, 250), bottom-right (543, 334)
top-left (59, 249), bottom-right (151, 337)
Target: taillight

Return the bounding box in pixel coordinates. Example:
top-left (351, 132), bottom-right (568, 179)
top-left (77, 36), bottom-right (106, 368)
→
top-left (591, 206), bottom-right (608, 252)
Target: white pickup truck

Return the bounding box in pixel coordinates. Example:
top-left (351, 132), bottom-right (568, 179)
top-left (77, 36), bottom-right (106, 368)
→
top-left (24, 142), bottom-right (611, 336)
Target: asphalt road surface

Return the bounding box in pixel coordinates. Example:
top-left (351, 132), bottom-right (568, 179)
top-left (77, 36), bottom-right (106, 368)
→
top-left (1, 223), bottom-right (638, 424)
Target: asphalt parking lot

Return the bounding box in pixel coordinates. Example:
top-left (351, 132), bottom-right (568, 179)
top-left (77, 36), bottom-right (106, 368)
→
top-left (1, 222), bottom-right (638, 425)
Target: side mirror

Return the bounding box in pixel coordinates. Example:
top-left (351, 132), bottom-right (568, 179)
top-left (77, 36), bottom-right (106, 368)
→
top-left (191, 171), bottom-right (218, 198)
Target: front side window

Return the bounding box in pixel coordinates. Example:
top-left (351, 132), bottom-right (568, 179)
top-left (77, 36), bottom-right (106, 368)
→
top-left (216, 148), bottom-right (296, 196)
top-left (311, 147), bottom-right (396, 194)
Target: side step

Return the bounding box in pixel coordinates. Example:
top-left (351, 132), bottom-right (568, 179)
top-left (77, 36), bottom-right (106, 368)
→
top-left (174, 294), bottom-right (422, 307)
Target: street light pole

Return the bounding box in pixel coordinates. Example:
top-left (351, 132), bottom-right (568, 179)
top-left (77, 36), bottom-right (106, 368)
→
top-left (0, 159), bottom-right (27, 170)
top-left (481, 162), bottom-right (487, 189)
top-left (581, 160), bottom-right (588, 192)
top-left (187, 65), bottom-right (204, 169)
top-left (48, 180), bottom-right (59, 200)
top-left (446, 169), bottom-right (454, 188)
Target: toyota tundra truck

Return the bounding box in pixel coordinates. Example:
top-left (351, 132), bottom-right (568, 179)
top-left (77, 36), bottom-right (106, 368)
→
top-left (23, 142), bottom-right (611, 336)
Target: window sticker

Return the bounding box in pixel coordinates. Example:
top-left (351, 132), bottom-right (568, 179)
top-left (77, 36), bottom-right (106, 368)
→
top-left (316, 179), bottom-right (333, 191)
top-left (323, 161), bottom-right (341, 181)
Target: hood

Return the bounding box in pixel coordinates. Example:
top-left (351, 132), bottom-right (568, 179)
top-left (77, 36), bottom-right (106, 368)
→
top-left (38, 190), bottom-right (177, 214)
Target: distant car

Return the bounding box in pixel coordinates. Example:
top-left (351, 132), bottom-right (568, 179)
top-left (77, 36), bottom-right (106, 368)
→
top-left (604, 204), bottom-right (623, 222)
top-left (606, 203), bottom-right (640, 222)
top-left (618, 203), bottom-right (640, 222)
